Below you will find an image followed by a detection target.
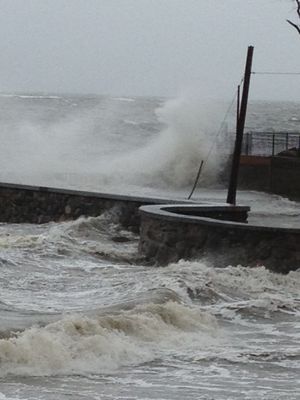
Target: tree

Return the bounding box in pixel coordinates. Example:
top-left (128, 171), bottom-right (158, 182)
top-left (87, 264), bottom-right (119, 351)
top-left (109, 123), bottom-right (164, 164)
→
top-left (287, 0), bottom-right (300, 34)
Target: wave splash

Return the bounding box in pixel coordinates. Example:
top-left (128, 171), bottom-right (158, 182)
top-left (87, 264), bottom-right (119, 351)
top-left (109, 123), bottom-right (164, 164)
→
top-left (99, 96), bottom-right (227, 189)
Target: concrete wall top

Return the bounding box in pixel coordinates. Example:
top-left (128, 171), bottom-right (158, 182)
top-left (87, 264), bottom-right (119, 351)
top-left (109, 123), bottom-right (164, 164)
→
top-left (139, 203), bottom-right (300, 234)
top-left (0, 181), bottom-right (192, 206)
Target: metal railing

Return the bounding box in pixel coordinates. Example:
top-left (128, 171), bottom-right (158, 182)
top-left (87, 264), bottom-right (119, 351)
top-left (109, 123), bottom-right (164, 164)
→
top-left (242, 131), bottom-right (300, 156)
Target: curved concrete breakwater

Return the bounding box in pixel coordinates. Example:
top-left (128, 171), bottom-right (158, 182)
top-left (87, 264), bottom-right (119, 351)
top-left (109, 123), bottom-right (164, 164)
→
top-left (139, 204), bottom-right (300, 274)
top-left (0, 182), bottom-right (299, 273)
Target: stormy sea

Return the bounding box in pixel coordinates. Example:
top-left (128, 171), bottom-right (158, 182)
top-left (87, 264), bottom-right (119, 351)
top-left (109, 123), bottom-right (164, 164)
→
top-left (0, 94), bottom-right (299, 399)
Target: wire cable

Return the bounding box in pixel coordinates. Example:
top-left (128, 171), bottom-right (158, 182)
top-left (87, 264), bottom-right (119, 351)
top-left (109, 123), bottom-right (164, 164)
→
top-left (252, 71), bottom-right (300, 76)
top-left (187, 79), bottom-right (243, 200)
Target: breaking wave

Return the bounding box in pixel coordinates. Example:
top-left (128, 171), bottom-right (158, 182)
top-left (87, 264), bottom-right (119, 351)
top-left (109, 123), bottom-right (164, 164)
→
top-left (0, 210), bottom-right (139, 263)
top-left (0, 301), bottom-right (218, 377)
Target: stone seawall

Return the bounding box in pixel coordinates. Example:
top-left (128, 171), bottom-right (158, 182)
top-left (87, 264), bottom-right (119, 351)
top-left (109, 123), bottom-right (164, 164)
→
top-left (0, 182), bottom-right (189, 231)
top-left (139, 204), bottom-right (300, 273)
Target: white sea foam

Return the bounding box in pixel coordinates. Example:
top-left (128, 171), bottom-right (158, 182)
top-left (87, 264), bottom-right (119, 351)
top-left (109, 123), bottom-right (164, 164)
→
top-left (0, 211), bottom-right (139, 263)
top-left (152, 261), bottom-right (300, 319)
top-left (0, 93), bottom-right (62, 99)
top-left (0, 394), bottom-right (19, 400)
top-left (171, 260), bottom-right (300, 295)
top-left (0, 302), bottom-right (218, 377)
top-left (113, 97), bottom-right (136, 102)
top-left (50, 211), bottom-right (139, 262)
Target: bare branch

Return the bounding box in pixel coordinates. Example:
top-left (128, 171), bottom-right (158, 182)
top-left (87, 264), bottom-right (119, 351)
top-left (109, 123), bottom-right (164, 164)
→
top-left (297, 0), bottom-right (300, 19)
top-left (287, 19), bottom-right (300, 34)
top-left (287, 0), bottom-right (300, 35)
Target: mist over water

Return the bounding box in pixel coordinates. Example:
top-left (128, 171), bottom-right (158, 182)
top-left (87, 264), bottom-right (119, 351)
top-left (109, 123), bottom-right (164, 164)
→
top-left (0, 94), bottom-right (299, 399)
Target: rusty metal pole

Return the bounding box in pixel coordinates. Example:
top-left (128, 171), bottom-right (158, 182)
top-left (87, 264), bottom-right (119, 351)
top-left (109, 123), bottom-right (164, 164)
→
top-left (227, 46), bottom-right (254, 205)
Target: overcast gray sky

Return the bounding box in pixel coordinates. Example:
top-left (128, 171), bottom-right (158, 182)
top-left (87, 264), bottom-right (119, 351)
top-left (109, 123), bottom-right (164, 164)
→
top-left (0, 0), bottom-right (299, 99)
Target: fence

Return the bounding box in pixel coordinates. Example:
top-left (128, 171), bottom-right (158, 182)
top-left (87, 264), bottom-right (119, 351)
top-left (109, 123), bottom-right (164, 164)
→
top-left (242, 131), bottom-right (300, 156)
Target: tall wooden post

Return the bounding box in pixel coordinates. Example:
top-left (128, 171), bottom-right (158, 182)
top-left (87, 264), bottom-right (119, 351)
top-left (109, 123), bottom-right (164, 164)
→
top-left (236, 84), bottom-right (240, 129)
top-left (227, 46), bottom-right (254, 205)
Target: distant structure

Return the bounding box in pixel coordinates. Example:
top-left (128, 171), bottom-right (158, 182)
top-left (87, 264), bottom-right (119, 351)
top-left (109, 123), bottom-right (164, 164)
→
top-left (238, 131), bottom-right (300, 198)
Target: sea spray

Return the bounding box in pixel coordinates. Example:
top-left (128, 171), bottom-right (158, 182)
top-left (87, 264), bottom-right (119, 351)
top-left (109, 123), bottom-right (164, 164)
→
top-left (101, 95), bottom-right (228, 189)
top-left (0, 94), bottom-right (229, 191)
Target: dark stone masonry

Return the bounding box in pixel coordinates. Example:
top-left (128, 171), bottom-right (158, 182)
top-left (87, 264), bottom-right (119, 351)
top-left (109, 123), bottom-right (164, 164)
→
top-left (0, 182), bottom-right (189, 231)
top-left (139, 204), bottom-right (300, 274)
